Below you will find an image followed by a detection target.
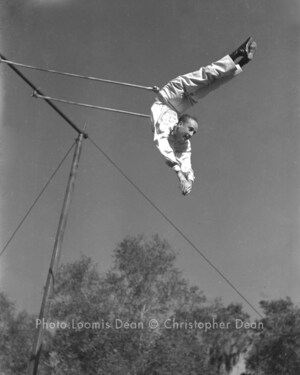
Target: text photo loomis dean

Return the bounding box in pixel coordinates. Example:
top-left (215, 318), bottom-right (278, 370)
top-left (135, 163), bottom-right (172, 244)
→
top-left (0, 1), bottom-right (299, 374)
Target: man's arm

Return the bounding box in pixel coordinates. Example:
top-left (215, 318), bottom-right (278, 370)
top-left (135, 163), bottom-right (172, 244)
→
top-left (151, 105), bottom-right (193, 195)
top-left (177, 148), bottom-right (194, 195)
top-left (152, 108), bottom-right (182, 171)
top-left (154, 136), bottom-right (181, 170)
top-left (177, 171), bottom-right (192, 195)
top-left (155, 137), bottom-right (192, 195)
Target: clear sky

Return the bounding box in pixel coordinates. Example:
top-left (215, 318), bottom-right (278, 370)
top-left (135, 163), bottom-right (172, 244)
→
top-left (0, 0), bottom-right (299, 319)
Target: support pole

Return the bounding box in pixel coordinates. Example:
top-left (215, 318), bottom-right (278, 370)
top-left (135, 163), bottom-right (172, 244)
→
top-left (27, 133), bottom-right (84, 375)
top-left (0, 52), bottom-right (87, 138)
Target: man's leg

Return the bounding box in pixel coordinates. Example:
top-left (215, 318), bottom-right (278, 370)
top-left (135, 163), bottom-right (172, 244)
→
top-left (158, 37), bottom-right (257, 114)
top-left (158, 55), bottom-right (239, 114)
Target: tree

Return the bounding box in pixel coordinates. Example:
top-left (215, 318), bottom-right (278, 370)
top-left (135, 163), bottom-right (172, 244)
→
top-left (152, 299), bottom-right (252, 375)
top-left (0, 292), bottom-right (35, 375)
top-left (38, 235), bottom-right (252, 374)
top-left (43, 235), bottom-right (208, 374)
top-left (246, 297), bottom-right (300, 375)
top-left (198, 301), bottom-right (252, 375)
top-left (2, 236), bottom-right (300, 374)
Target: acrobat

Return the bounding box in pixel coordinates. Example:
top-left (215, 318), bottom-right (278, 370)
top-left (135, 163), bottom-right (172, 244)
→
top-left (150, 37), bottom-right (257, 196)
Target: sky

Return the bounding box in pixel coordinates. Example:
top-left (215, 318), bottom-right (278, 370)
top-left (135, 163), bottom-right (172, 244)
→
top-left (0, 0), bottom-right (299, 319)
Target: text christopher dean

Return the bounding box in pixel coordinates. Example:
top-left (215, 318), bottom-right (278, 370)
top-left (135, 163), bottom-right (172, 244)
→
top-left (36, 318), bottom-right (264, 331)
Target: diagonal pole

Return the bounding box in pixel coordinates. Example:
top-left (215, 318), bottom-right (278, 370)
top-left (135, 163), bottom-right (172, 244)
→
top-left (0, 52), bottom-right (87, 138)
top-left (0, 52), bottom-right (88, 374)
top-left (27, 133), bottom-right (84, 375)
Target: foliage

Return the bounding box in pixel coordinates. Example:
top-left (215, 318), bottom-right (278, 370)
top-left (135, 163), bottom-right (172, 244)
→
top-left (41, 235), bottom-right (251, 374)
top-left (0, 292), bottom-right (35, 375)
top-left (3, 235), bottom-right (300, 375)
top-left (42, 236), bottom-right (204, 374)
top-left (246, 297), bottom-right (300, 375)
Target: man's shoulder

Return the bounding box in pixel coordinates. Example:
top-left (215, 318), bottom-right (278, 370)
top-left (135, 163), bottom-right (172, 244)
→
top-left (160, 108), bottom-right (178, 127)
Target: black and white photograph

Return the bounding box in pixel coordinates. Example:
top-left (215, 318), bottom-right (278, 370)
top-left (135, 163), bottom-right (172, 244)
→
top-left (0, 1), bottom-right (299, 374)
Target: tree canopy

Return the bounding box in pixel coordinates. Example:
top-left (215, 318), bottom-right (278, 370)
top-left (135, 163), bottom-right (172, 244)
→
top-left (246, 297), bottom-right (300, 374)
top-left (0, 292), bottom-right (35, 375)
top-left (42, 235), bottom-right (250, 374)
top-left (1, 235), bottom-right (300, 375)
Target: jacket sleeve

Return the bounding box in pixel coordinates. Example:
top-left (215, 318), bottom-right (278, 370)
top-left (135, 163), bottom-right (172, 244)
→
top-left (154, 134), bottom-right (181, 173)
top-left (177, 143), bottom-right (195, 182)
top-left (152, 108), bottom-right (181, 172)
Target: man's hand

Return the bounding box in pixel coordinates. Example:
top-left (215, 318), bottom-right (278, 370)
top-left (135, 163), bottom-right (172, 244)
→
top-left (177, 171), bottom-right (192, 196)
top-left (181, 180), bottom-right (192, 195)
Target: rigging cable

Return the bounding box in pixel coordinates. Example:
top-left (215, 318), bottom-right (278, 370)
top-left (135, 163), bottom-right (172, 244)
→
top-left (88, 136), bottom-right (263, 319)
top-left (0, 142), bottom-right (76, 258)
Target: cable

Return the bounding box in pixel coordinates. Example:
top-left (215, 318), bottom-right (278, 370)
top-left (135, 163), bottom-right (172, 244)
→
top-left (32, 92), bottom-right (150, 119)
top-left (88, 136), bottom-right (263, 318)
top-left (0, 57), bottom-right (160, 93)
top-left (0, 142), bottom-right (76, 258)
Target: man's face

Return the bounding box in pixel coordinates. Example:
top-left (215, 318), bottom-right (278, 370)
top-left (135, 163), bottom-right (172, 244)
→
top-left (175, 118), bottom-right (198, 143)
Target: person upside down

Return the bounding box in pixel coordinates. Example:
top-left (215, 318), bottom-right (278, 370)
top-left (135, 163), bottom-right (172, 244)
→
top-left (150, 37), bottom-right (257, 196)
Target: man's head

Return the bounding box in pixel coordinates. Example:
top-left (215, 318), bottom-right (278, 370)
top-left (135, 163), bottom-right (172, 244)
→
top-left (174, 114), bottom-right (198, 143)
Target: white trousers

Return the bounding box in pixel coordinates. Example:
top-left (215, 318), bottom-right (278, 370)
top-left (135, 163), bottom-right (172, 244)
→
top-left (157, 54), bottom-right (242, 115)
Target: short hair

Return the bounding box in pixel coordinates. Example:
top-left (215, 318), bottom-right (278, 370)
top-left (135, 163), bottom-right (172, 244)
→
top-left (178, 113), bottom-right (198, 125)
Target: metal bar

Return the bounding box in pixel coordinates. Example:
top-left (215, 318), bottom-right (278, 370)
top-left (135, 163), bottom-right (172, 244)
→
top-left (27, 133), bottom-right (84, 375)
top-left (0, 56), bottom-right (160, 92)
top-left (0, 52), bottom-right (87, 138)
top-left (33, 91), bottom-right (150, 119)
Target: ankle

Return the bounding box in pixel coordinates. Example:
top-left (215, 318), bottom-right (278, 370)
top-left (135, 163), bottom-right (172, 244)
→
top-left (238, 57), bottom-right (249, 67)
top-left (229, 50), bottom-right (241, 62)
